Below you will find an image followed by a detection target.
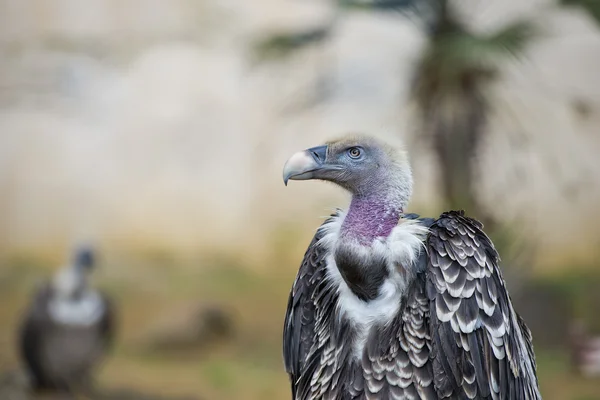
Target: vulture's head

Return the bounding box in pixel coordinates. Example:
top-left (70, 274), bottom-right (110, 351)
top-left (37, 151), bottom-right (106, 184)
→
top-left (72, 246), bottom-right (96, 272)
top-left (53, 246), bottom-right (96, 299)
top-left (283, 135), bottom-right (413, 207)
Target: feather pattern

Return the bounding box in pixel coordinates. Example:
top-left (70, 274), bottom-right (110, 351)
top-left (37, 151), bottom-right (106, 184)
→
top-left (283, 210), bottom-right (540, 399)
top-left (426, 211), bottom-right (541, 400)
top-left (283, 212), bottom-right (340, 398)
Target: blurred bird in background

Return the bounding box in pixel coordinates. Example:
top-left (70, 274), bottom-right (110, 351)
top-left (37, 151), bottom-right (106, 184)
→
top-left (141, 303), bottom-right (235, 358)
top-left (282, 135), bottom-right (540, 399)
top-left (18, 245), bottom-right (114, 395)
top-left (568, 319), bottom-right (600, 378)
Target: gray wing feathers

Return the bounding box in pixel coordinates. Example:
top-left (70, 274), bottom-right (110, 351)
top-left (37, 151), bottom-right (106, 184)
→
top-left (362, 278), bottom-right (438, 400)
top-left (20, 284), bottom-right (54, 388)
top-left (426, 211), bottom-right (541, 400)
top-left (283, 212), bottom-right (339, 398)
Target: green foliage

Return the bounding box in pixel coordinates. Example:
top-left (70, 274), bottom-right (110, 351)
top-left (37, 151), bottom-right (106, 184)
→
top-left (408, 3), bottom-right (537, 234)
top-left (251, 0), bottom-right (426, 61)
top-left (252, 26), bottom-right (332, 60)
top-left (530, 269), bottom-right (600, 333)
top-left (339, 0), bottom-right (423, 11)
top-left (412, 18), bottom-right (537, 108)
top-left (560, 0), bottom-right (600, 26)
top-left (549, 270), bottom-right (600, 327)
top-left (203, 360), bottom-right (236, 390)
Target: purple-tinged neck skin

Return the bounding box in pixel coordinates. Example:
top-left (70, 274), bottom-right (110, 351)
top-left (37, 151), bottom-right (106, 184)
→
top-left (340, 193), bottom-right (402, 245)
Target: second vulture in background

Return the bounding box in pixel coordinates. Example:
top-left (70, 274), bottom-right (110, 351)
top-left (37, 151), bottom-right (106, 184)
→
top-left (19, 246), bottom-right (114, 393)
top-left (282, 135), bottom-right (541, 400)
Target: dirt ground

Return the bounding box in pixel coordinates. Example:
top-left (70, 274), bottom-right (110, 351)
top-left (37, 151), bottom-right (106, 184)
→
top-left (1, 257), bottom-right (600, 400)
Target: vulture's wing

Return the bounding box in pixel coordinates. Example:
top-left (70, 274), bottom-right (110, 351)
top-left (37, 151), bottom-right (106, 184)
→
top-left (426, 211), bottom-right (540, 400)
top-left (283, 212), bottom-right (339, 397)
top-left (19, 283), bottom-right (53, 387)
top-left (98, 291), bottom-right (115, 349)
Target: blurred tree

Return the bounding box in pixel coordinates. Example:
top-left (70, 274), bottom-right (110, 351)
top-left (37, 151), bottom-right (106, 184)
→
top-left (559, 0), bottom-right (600, 27)
top-left (253, 0), bottom-right (541, 292)
top-left (408, 1), bottom-right (536, 221)
top-left (254, 0), bottom-right (536, 224)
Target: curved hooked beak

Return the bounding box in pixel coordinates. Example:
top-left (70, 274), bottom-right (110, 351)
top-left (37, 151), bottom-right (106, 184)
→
top-left (283, 145), bottom-right (328, 186)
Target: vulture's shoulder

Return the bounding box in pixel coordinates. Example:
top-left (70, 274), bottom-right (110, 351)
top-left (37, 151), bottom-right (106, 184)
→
top-left (421, 210), bottom-right (541, 399)
top-left (19, 281), bottom-right (54, 363)
top-left (23, 281), bottom-right (54, 319)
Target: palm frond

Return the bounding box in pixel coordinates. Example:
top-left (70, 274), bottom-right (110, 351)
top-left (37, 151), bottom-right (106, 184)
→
top-left (339, 0), bottom-right (422, 11)
top-left (482, 20), bottom-right (538, 57)
top-left (252, 26), bottom-right (332, 61)
top-left (411, 19), bottom-right (537, 111)
top-left (442, 20), bottom-right (534, 64)
top-left (339, 0), bottom-right (441, 26)
top-left (251, 0), bottom-right (442, 62)
top-left (560, 0), bottom-right (600, 26)
top-left (421, 20), bottom-right (536, 82)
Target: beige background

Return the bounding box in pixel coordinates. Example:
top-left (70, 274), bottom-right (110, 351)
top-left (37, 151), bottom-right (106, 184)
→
top-left (0, 0), bottom-right (598, 267)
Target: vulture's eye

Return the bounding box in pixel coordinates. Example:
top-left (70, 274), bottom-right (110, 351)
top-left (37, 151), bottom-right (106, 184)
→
top-left (347, 147), bottom-right (362, 159)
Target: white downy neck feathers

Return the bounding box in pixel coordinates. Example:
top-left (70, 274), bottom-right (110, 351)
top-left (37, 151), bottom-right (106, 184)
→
top-left (319, 211), bottom-right (429, 357)
top-left (49, 265), bottom-right (105, 327)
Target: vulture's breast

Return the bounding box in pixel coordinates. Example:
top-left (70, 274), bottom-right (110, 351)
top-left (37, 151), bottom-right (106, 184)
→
top-left (40, 292), bottom-right (107, 378)
top-left (48, 291), bottom-right (105, 327)
top-left (41, 322), bottom-right (106, 379)
top-left (322, 216), bottom-right (429, 358)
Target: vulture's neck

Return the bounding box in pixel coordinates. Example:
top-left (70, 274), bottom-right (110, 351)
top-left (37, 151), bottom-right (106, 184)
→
top-left (340, 192), bottom-right (402, 245)
top-left (54, 266), bottom-right (88, 299)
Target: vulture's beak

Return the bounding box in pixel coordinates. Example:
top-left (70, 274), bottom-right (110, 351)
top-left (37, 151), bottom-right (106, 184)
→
top-left (283, 145), bottom-right (328, 186)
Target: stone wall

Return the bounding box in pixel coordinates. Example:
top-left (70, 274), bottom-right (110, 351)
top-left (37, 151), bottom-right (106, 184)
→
top-left (0, 0), bottom-right (598, 266)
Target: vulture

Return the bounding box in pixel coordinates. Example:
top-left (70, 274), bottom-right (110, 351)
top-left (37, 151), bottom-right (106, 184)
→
top-left (19, 246), bottom-right (114, 392)
top-left (281, 135), bottom-right (541, 400)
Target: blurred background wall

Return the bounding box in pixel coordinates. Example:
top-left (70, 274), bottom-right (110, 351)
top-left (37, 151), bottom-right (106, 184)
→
top-left (1, 0), bottom-right (599, 266)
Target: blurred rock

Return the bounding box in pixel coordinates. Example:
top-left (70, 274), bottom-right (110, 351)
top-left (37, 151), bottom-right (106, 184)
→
top-left (141, 303), bottom-right (235, 356)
